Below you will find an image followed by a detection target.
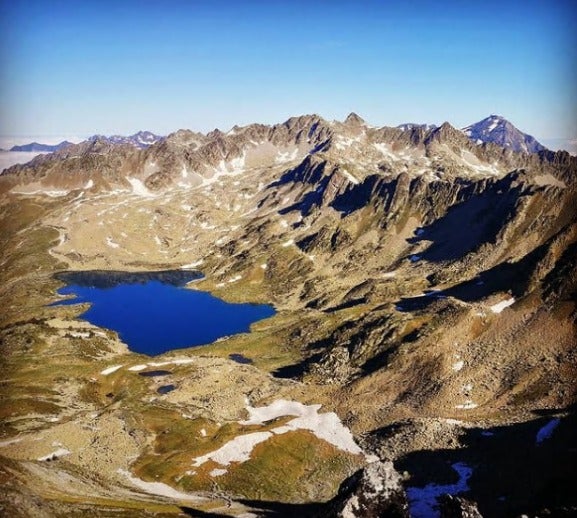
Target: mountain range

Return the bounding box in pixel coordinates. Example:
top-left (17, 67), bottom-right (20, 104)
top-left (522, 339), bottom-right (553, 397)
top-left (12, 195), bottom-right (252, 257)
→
top-left (86, 130), bottom-right (163, 149)
top-left (6, 130), bottom-right (163, 153)
top-left (4, 116), bottom-right (548, 157)
top-left (0, 111), bottom-right (575, 517)
top-left (8, 140), bottom-right (75, 152)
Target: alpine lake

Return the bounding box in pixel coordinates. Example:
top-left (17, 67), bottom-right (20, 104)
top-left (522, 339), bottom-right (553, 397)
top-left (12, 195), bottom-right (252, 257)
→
top-left (52, 270), bottom-right (276, 355)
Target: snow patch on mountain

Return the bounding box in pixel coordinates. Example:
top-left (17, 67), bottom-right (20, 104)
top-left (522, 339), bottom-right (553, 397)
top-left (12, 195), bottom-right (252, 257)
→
top-left (89, 131), bottom-right (163, 149)
top-left (490, 297), bottom-right (515, 313)
top-left (189, 400), bottom-right (362, 473)
top-left (127, 177), bottom-right (154, 197)
top-left (38, 448), bottom-right (71, 461)
top-left (100, 365), bottom-right (123, 375)
top-left (462, 115), bottom-right (545, 154)
top-left (374, 143), bottom-right (400, 161)
top-left (240, 400), bottom-right (363, 454)
top-left (275, 148), bottom-right (299, 164)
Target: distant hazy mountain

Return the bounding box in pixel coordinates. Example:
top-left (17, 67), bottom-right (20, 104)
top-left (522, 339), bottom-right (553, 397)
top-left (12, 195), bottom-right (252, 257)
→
top-left (462, 115), bottom-right (546, 153)
top-left (10, 141), bottom-right (74, 152)
top-left (88, 130), bottom-right (163, 149)
top-left (10, 131), bottom-right (163, 154)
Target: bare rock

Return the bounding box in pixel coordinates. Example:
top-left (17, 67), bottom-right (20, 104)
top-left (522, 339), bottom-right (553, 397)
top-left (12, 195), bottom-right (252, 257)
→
top-left (438, 494), bottom-right (483, 518)
top-left (324, 460), bottom-right (409, 517)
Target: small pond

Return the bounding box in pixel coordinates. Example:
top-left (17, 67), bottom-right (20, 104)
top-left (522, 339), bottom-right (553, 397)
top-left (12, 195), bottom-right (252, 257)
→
top-left (52, 270), bottom-right (275, 356)
top-left (157, 384), bottom-right (177, 394)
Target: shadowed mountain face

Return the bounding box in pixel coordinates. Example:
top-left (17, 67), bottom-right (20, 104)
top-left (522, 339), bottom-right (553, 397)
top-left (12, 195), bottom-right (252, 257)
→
top-left (0, 112), bottom-right (575, 516)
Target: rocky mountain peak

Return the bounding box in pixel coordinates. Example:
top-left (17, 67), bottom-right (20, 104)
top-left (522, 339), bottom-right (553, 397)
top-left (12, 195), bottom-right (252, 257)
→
top-left (87, 135), bottom-right (114, 149)
top-left (86, 131), bottom-right (163, 149)
top-left (160, 130), bottom-right (207, 154)
top-left (463, 115), bottom-right (546, 153)
top-left (344, 112), bottom-right (366, 126)
top-left (166, 129), bottom-right (194, 140)
top-left (425, 121), bottom-right (470, 147)
top-left (206, 128), bottom-right (225, 140)
top-left (282, 113), bottom-right (323, 130)
top-left (132, 130), bottom-right (158, 143)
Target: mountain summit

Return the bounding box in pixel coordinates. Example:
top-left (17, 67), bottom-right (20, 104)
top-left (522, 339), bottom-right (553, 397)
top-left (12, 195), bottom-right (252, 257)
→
top-left (462, 115), bottom-right (546, 153)
top-left (88, 131), bottom-right (163, 149)
top-left (344, 112), bottom-right (366, 126)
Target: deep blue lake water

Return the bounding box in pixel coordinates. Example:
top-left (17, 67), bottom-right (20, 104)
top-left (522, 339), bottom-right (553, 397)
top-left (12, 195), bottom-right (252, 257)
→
top-left (52, 270), bottom-right (275, 356)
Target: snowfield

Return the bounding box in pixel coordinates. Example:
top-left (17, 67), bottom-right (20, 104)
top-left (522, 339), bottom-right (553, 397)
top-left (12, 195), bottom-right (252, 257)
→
top-left (100, 365), bottom-right (123, 375)
top-left (490, 297), bottom-right (515, 313)
top-left (190, 400), bottom-right (363, 472)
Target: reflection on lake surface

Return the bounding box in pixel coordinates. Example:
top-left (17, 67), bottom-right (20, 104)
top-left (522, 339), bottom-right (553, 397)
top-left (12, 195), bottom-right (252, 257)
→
top-left (53, 270), bottom-right (275, 356)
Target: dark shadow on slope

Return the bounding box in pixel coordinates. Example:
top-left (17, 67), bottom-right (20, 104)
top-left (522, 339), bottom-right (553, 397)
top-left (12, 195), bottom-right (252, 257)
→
top-left (278, 185), bottom-right (326, 217)
top-left (443, 236), bottom-right (552, 301)
top-left (531, 402), bottom-right (577, 416)
top-left (237, 499), bottom-right (325, 518)
top-left (179, 507), bottom-right (231, 518)
top-left (395, 236), bottom-right (554, 313)
top-left (323, 297), bottom-right (367, 313)
top-left (329, 174), bottom-right (403, 216)
top-left (272, 353), bottom-right (323, 379)
top-left (394, 290), bottom-right (447, 313)
top-left (260, 155), bottom-right (331, 216)
top-left (360, 345), bottom-right (399, 375)
top-left (407, 181), bottom-right (526, 263)
top-left (542, 240), bottom-right (577, 303)
top-left (296, 232), bottom-right (320, 253)
top-left (268, 155), bottom-right (327, 188)
top-left (391, 412), bottom-right (577, 517)
top-left (309, 139), bottom-right (331, 155)
top-left (330, 178), bottom-right (376, 214)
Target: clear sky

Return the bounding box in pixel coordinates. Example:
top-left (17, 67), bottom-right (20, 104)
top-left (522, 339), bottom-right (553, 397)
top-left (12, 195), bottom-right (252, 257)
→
top-left (1, 0), bottom-right (575, 141)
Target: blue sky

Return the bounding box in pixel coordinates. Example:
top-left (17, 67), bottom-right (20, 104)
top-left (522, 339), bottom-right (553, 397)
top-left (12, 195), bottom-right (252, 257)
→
top-left (1, 0), bottom-right (575, 141)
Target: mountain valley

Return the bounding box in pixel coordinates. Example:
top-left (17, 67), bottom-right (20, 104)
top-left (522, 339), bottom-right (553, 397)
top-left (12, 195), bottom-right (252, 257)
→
top-left (0, 113), bottom-right (575, 517)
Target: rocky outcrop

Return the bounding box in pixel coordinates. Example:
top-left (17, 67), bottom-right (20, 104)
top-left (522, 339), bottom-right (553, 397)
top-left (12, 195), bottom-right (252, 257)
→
top-left (323, 461), bottom-right (409, 518)
top-left (438, 495), bottom-right (483, 518)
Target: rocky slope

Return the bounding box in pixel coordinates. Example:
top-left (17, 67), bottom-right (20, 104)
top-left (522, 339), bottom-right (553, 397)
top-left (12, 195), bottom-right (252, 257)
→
top-left (0, 113), bottom-right (575, 517)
